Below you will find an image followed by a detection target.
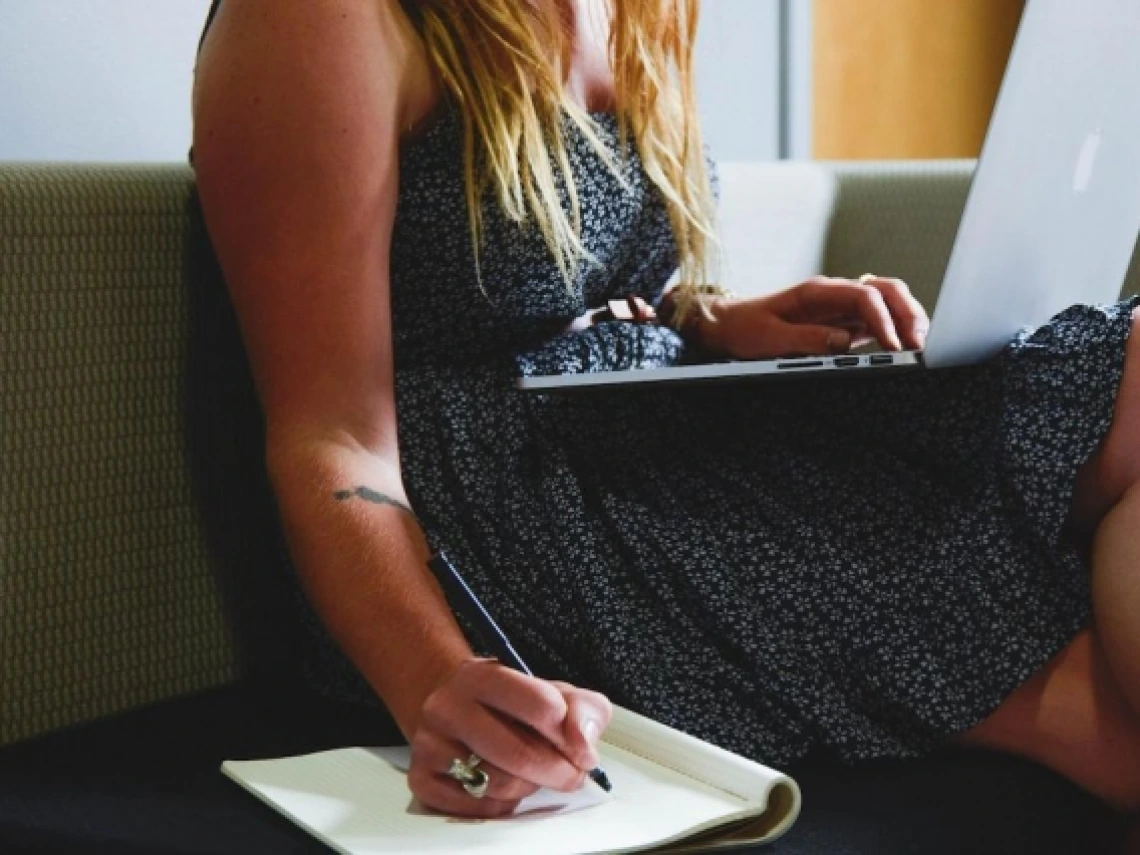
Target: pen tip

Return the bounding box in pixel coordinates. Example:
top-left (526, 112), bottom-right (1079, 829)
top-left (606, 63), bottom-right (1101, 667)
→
top-left (589, 767), bottom-right (613, 793)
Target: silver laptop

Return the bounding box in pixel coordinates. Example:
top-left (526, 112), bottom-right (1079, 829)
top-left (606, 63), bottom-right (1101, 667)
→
top-left (520, 0), bottom-right (1140, 394)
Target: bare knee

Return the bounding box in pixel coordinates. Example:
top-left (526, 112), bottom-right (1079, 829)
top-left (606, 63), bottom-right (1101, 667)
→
top-left (1092, 483), bottom-right (1140, 721)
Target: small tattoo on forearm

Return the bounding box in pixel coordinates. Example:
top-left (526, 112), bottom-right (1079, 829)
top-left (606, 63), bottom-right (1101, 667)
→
top-left (334, 486), bottom-right (414, 517)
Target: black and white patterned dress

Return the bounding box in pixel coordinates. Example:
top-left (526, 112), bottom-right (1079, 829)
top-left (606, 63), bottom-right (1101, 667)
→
top-left (277, 102), bottom-right (1140, 769)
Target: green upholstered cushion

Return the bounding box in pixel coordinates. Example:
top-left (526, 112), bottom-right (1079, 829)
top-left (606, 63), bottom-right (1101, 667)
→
top-left (825, 161), bottom-right (1140, 306)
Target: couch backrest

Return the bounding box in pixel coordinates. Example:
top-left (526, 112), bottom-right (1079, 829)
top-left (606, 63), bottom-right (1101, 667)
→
top-left (2, 165), bottom-right (244, 746)
top-left (3, 161), bottom-right (1138, 747)
top-left (2, 165), bottom-right (306, 748)
top-left (715, 161), bottom-right (837, 299)
top-left (823, 161), bottom-right (1140, 307)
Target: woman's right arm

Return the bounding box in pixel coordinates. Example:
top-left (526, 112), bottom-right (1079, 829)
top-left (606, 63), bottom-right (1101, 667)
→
top-left (192, 0), bottom-right (466, 736)
top-left (191, 0), bottom-right (609, 816)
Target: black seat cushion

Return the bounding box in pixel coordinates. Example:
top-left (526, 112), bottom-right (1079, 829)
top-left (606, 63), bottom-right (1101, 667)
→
top-left (0, 683), bottom-right (1125, 854)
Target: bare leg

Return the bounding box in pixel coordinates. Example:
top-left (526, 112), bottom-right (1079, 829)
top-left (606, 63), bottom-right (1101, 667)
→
top-left (955, 629), bottom-right (1140, 812)
top-left (1092, 485), bottom-right (1140, 720)
top-left (1074, 309), bottom-right (1140, 720)
top-left (1091, 485), bottom-right (1140, 853)
top-left (1090, 485), bottom-right (1140, 854)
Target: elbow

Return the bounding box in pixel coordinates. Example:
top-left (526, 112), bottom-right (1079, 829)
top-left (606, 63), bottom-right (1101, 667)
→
top-left (264, 424), bottom-right (402, 503)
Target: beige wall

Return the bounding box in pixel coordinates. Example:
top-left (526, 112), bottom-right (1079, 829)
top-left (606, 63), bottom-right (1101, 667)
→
top-left (813, 0), bottom-right (1024, 160)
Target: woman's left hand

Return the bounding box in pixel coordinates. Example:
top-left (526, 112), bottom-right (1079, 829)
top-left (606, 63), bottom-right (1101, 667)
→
top-left (705, 275), bottom-right (930, 360)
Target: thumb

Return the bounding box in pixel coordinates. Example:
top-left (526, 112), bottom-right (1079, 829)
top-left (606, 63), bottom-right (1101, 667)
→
top-left (553, 686), bottom-right (611, 772)
top-left (766, 322), bottom-right (851, 357)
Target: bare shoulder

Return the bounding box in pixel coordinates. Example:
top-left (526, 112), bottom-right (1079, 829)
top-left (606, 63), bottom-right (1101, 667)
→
top-left (191, 0), bottom-right (432, 452)
top-left (194, 0), bottom-right (437, 134)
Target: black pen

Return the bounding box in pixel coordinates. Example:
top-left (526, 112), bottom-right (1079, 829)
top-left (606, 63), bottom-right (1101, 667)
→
top-left (427, 551), bottom-right (613, 793)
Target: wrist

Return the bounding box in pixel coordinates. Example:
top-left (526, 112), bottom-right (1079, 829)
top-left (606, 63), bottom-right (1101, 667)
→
top-left (694, 296), bottom-right (733, 353)
top-left (661, 288), bottom-right (733, 353)
top-left (387, 645), bottom-right (476, 739)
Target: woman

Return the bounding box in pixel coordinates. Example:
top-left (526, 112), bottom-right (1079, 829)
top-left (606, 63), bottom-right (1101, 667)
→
top-left (192, 0), bottom-right (1140, 820)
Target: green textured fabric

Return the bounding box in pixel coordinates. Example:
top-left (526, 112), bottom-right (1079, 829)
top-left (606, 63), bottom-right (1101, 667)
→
top-left (3, 160), bottom-right (1138, 749)
top-left (824, 160), bottom-right (1140, 306)
top-left (1, 165), bottom-right (240, 746)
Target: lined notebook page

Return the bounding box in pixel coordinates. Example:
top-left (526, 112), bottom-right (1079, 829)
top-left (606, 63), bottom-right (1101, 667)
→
top-left (223, 735), bottom-right (780, 854)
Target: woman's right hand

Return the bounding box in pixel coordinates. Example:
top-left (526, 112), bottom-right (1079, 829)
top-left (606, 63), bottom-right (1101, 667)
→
top-left (408, 659), bottom-right (613, 818)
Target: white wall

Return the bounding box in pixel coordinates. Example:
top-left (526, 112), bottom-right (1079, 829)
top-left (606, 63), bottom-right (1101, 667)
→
top-left (0, 0), bottom-right (212, 162)
top-left (694, 0), bottom-right (782, 161)
top-left (0, 0), bottom-right (807, 163)
top-left (787, 0), bottom-right (815, 159)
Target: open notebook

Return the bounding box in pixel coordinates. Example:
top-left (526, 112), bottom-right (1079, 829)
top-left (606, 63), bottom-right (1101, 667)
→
top-left (222, 704), bottom-right (801, 854)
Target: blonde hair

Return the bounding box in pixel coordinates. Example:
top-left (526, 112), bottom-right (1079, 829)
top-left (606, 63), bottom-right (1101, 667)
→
top-left (413, 0), bottom-right (719, 322)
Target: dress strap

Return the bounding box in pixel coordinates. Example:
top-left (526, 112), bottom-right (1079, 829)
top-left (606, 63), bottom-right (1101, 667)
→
top-left (197, 0), bottom-right (222, 55)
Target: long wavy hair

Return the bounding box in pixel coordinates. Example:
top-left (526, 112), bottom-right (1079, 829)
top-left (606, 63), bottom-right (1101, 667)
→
top-left (411, 0), bottom-right (719, 320)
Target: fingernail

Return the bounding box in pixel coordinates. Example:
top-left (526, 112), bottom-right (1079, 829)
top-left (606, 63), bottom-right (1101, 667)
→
top-left (582, 717), bottom-right (600, 743)
top-left (827, 330), bottom-right (852, 353)
top-left (916, 328), bottom-right (929, 348)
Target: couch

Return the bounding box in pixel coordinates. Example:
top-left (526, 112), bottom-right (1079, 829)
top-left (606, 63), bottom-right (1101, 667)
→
top-left (2, 160), bottom-right (1138, 854)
